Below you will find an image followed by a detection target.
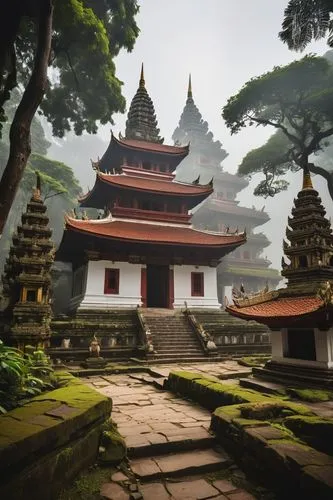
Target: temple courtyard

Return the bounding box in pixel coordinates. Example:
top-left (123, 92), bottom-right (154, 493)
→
top-left (57, 361), bottom-right (333, 499)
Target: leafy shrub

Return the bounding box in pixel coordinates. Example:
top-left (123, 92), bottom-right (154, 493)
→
top-left (0, 340), bottom-right (56, 413)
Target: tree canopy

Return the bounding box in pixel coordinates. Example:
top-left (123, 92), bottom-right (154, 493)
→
top-left (222, 55), bottom-right (333, 199)
top-left (280, 0), bottom-right (333, 51)
top-left (0, 0), bottom-right (140, 234)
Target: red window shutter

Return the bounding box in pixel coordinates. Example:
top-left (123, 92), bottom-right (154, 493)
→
top-left (191, 272), bottom-right (204, 297)
top-left (104, 268), bottom-right (120, 294)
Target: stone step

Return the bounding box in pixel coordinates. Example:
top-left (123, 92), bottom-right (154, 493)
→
top-left (155, 349), bottom-right (203, 355)
top-left (153, 342), bottom-right (201, 347)
top-left (130, 447), bottom-right (231, 481)
top-left (239, 377), bottom-right (286, 395)
top-left (126, 427), bottom-right (215, 459)
top-left (147, 356), bottom-right (215, 364)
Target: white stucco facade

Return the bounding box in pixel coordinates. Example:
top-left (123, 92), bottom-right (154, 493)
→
top-left (173, 264), bottom-right (220, 309)
top-left (77, 260), bottom-right (143, 309)
top-left (71, 260), bottom-right (221, 310)
top-left (271, 327), bottom-right (333, 369)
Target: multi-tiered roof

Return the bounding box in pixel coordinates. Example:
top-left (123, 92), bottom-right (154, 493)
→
top-left (226, 170), bottom-right (333, 328)
top-left (56, 68), bottom-right (245, 265)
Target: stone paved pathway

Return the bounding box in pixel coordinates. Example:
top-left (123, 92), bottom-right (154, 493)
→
top-left (80, 367), bottom-right (266, 500)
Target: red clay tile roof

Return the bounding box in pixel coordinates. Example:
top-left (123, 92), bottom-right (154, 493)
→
top-left (227, 296), bottom-right (323, 320)
top-left (64, 217), bottom-right (245, 247)
top-left (97, 173), bottom-right (213, 196)
top-left (114, 135), bottom-right (189, 155)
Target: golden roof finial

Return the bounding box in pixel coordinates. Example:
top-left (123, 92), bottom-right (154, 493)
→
top-left (139, 63), bottom-right (145, 88)
top-left (188, 73), bottom-right (192, 98)
top-left (302, 166), bottom-right (313, 190)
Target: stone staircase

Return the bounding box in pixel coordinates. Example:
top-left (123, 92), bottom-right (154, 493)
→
top-left (141, 309), bottom-right (208, 362)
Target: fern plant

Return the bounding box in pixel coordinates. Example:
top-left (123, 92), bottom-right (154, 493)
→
top-left (0, 340), bottom-right (56, 413)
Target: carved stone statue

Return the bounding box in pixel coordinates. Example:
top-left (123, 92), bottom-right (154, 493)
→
top-left (89, 334), bottom-right (101, 357)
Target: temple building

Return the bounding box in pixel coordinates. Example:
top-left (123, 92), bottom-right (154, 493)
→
top-left (173, 77), bottom-right (281, 301)
top-left (1, 174), bottom-right (55, 349)
top-left (226, 170), bottom-right (333, 386)
top-left (56, 67), bottom-right (246, 311)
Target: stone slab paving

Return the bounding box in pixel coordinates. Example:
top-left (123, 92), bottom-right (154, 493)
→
top-left (83, 366), bottom-right (264, 500)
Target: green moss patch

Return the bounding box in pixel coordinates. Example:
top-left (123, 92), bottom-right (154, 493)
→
top-left (284, 415), bottom-right (333, 456)
top-left (99, 419), bottom-right (126, 465)
top-left (59, 465), bottom-right (112, 500)
top-left (286, 387), bottom-right (333, 402)
top-left (0, 372), bottom-right (111, 472)
top-left (240, 400), bottom-right (313, 421)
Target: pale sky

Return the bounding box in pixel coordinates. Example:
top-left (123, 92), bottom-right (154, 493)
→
top-left (68, 1), bottom-right (332, 270)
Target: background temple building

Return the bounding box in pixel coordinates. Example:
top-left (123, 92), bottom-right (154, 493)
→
top-left (173, 77), bottom-right (281, 301)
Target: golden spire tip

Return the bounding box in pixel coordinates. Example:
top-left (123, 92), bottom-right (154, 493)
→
top-left (139, 62), bottom-right (145, 88)
top-left (302, 167), bottom-right (313, 190)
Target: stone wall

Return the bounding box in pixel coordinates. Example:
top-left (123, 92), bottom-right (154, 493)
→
top-left (0, 371), bottom-right (112, 500)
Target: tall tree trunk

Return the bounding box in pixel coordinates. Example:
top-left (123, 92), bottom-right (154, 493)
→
top-left (0, 0), bottom-right (53, 235)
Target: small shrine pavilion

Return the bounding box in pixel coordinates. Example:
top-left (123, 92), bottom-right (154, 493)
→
top-left (56, 67), bottom-right (245, 310)
top-left (226, 170), bottom-right (333, 386)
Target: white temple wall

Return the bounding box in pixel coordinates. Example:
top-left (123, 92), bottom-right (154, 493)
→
top-left (173, 265), bottom-right (220, 309)
top-left (78, 260), bottom-right (142, 309)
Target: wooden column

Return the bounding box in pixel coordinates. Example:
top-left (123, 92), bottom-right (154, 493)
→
top-left (141, 267), bottom-right (147, 307)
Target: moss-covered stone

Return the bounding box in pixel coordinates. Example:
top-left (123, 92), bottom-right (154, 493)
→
top-left (0, 371), bottom-right (112, 500)
top-left (167, 371), bottom-right (271, 411)
top-left (98, 419), bottom-right (126, 465)
top-left (284, 415), bottom-right (333, 456)
top-left (286, 387), bottom-right (333, 402)
top-left (239, 400), bottom-right (312, 421)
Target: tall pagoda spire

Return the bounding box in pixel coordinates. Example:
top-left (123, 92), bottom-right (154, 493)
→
top-left (172, 75), bottom-right (227, 166)
top-left (125, 64), bottom-right (163, 144)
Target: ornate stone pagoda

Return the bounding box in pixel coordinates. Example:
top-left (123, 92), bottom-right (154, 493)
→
top-left (226, 170), bottom-right (333, 386)
top-left (56, 68), bottom-right (246, 311)
top-left (173, 77), bottom-right (280, 301)
top-left (1, 174), bottom-right (55, 349)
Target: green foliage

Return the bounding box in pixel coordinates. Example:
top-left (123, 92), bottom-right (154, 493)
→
top-left (223, 55), bottom-right (333, 198)
top-left (280, 0), bottom-right (333, 51)
top-left (286, 387), bottom-right (333, 402)
top-left (0, 340), bottom-right (56, 413)
top-left (1, 0), bottom-right (140, 139)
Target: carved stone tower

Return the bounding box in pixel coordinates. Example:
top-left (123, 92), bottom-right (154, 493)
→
top-left (282, 170), bottom-right (333, 286)
top-left (1, 173), bottom-right (55, 349)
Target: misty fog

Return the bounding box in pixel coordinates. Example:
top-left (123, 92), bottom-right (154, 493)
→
top-left (47, 0), bottom-right (333, 271)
